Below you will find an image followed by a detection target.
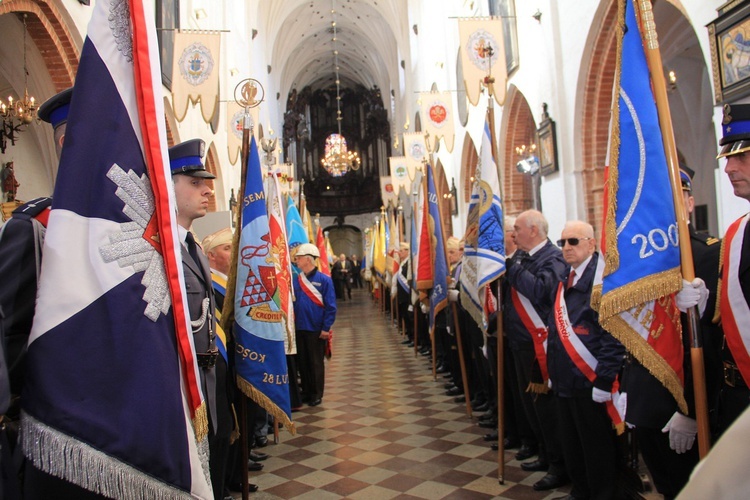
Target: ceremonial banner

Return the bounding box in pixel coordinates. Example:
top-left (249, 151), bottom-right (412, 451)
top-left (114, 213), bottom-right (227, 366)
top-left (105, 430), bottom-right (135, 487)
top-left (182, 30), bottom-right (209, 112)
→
top-left (172, 31), bottom-right (220, 123)
top-left (416, 175), bottom-right (433, 293)
top-left (227, 102), bottom-right (260, 165)
top-left (380, 176), bottom-right (397, 206)
top-left (233, 137), bottom-right (295, 431)
top-left (388, 207), bottom-right (400, 276)
top-left (420, 91), bottom-right (456, 152)
top-left (266, 172), bottom-right (296, 355)
top-left (316, 225), bottom-right (331, 276)
top-left (374, 217), bottom-right (387, 277)
top-left (299, 195), bottom-right (316, 245)
top-left (593, 0), bottom-right (685, 413)
top-left (22, 0), bottom-right (211, 496)
top-left (458, 18), bottom-right (507, 106)
top-left (425, 163), bottom-right (449, 335)
top-left (285, 194), bottom-right (308, 250)
top-left (460, 115), bottom-right (505, 332)
top-left (389, 156), bottom-right (412, 197)
top-left (403, 132), bottom-right (428, 174)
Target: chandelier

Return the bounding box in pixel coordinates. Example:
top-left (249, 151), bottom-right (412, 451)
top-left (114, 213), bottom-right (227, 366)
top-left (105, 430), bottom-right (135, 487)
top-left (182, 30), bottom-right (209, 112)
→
top-left (1, 14), bottom-right (37, 155)
top-left (320, 0), bottom-right (360, 177)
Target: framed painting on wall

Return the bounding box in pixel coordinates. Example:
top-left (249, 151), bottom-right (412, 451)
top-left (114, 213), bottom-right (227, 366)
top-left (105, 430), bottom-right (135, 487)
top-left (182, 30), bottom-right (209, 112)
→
top-left (488, 0), bottom-right (519, 76)
top-left (708, 1), bottom-right (750, 103)
top-left (156, 0), bottom-right (179, 90)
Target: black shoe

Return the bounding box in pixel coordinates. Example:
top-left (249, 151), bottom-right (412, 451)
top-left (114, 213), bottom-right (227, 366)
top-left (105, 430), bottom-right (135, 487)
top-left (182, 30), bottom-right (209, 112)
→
top-left (491, 443), bottom-right (499, 451)
top-left (442, 372), bottom-right (453, 379)
top-left (478, 411), bottom-right (497, 422)
top-left (520, 459), bottom-right (549, 472)
top-left (436, 365), bottom-right (448, 374)
top-left (406, 341), bottom-right (415, 347)
top-left (420, 349), bottom-right (432, 357)
top-left (445, 386), bottom-right (462, 396)
top-left (401, 339), bottom-right (412, 345)
top-left (444, 382), bottom-right (456, 390)
top-left (483, 431), bottom-right (499, 442)
top-left (473, 402), bottom-right (490, 412)
top-left (247, 460), bottom-right (263, 471)
top-left (255, 436), bottom-right (268, 448)
top-left (454, 395), bottom-right (466, 403)
top-left (249, 450), bottom-right (268, 462)
top-left (533, 474), bottom-right (569, 491)
top-left (228, 483), bottom-right (259, 493)
top-left (478, 419), bottom-right (497, 429)
top-left (309, 398), bottom-right (322, 406)
top-left (503, 437), bottom-right (521, 449)
top-left (515, 444), bottom-right (538, 461)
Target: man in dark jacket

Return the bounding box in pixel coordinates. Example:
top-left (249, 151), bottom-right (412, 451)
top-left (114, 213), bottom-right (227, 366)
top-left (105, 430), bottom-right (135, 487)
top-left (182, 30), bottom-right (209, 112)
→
top-left (547, 221), bottom-right (624, 500)
top-left (504, 210), bottom-right (568, 491)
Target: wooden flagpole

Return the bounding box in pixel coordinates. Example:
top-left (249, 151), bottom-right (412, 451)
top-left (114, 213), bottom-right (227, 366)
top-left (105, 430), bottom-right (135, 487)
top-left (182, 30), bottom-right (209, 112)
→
top-left (635, 0), bottom-right (710, 458)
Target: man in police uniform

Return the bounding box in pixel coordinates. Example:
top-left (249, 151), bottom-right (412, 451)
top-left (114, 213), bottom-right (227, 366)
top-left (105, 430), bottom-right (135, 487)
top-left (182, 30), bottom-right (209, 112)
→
top-left (1, 88), bottom-right (79, 500)
top-left (170, 139), bottom-right (233, 500)
top-left (715, 103), bottom-right (750, 434)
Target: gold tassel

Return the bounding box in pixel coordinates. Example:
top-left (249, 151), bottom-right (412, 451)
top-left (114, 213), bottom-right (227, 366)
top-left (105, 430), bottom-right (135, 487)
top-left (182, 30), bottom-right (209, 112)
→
top-left (597, 268), bottom-right (682, 322)
top-left (614, 422), bottom-right (625, 436)
top-left (192, 401), bottom-right (209, 442)
top-left (525, 382), bottom-right (550, 395)
top-left (237, 378), bottom-right (297, 435)
top-left (228, 404), bottom-right (240, 445)
top-left (713, 237), bottom-right (726, 325)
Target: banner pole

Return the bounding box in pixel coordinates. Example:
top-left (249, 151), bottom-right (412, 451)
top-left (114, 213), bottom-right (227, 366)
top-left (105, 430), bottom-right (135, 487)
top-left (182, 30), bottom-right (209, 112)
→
top-left (635, 0), bottom-right (710, 458)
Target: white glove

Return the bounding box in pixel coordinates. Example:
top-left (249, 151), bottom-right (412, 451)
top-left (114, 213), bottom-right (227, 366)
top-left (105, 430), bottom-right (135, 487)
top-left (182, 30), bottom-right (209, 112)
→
top-left (408, 305), bottom-right (414, 312)
top-left (592, 387), bottom-right (612, 403)
top-left (448, 289), bottom-right (459, 303)
top-left (675, 278), bottom-right (709, 316)
top-left (661, 412), bottom-right (697, 454)
top-left (481, 344), bottom-right (488, 359)
top-left (420, 303), bottom-right (429, 314)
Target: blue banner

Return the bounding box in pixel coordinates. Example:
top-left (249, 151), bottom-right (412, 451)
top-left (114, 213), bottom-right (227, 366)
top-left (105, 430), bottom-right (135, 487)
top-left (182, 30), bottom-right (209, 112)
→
top-left (234, 137), bottom-right (293, 428)
top-left (426, 163), bottom-right (448, 335)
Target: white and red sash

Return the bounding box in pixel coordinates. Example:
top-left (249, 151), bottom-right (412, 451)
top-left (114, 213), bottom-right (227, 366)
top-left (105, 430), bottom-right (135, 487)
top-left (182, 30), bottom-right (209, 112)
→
top-left (720, 213), bottom-right (750, 386)
top-left (299, 272), bottom-right (324, 308)
top-left (511, 287), bottom-right (549, 383)
top-left (555, 284), bottom-right (625, 433)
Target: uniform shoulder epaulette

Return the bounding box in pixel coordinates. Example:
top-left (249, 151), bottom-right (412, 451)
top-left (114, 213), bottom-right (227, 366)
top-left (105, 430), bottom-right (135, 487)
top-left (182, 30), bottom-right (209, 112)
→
top-left (705, 237), bottom-right (720, 246)
top-left (11, 197), bottom-right (52, 218)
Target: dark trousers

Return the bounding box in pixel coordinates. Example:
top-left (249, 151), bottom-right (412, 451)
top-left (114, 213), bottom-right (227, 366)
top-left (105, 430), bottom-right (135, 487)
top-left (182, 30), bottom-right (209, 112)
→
top-left (287, 354), bottom-right (302, 408)
top-left (209, 433), bottom-right (230, 500)
top-left (24, 463), bottom-right (110, 500)
top-left (296, 329), bottom-right (326, 401)
top-left (718, 384), bottom-right (750, 437)
top-left (397, 301), bottom-right (413, 338)
top-left (635, 426), bottom-right (698, 500)
top-left (557, 395), bottom-right (618, 500)
top-left (511, 347), bottom-right (565, 475)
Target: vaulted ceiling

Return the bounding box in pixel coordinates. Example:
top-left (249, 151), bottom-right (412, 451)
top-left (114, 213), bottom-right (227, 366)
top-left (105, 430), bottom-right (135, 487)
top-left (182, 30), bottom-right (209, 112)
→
top-left (260, 0), bottom-right (408, 107)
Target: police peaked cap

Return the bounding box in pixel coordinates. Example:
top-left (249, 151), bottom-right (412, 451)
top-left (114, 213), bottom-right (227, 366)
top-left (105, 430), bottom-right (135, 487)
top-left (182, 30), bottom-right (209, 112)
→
top-left (679, 164), bottom-right (694, 192)
top-left (169, 139), bottom-right (215, 178)
top-left (37, 87), bottom-right (73, 129)
top-left (719, 103), bottom-right (750, 158)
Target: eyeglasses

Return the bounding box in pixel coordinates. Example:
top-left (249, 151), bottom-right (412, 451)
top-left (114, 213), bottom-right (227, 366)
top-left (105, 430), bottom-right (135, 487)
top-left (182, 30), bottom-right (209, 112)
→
top-left (556, 237), bottom-right (593, 247)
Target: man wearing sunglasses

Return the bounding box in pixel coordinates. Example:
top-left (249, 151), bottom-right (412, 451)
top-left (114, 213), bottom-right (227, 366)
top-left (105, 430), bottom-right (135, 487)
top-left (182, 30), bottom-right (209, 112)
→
top-left (505, 210), bottom-right (568, 491)
top-left (547, 221), bottom-right (624, 500)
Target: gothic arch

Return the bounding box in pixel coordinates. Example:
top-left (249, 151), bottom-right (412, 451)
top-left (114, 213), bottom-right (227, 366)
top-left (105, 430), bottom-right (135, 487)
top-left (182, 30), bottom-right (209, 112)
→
top-left (499, 86), bottom-right (534, 216)
top-left (205, 142), bottom-right (222, 213)
top-left (459, 131), bottom-right (478, 203)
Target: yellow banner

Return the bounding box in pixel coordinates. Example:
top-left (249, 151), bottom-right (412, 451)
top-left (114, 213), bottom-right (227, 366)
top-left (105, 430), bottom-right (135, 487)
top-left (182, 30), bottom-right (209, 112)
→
top-left (458, 18), bottom-right (507, 106)
top-left (172, 32), bottom-right (221, 123)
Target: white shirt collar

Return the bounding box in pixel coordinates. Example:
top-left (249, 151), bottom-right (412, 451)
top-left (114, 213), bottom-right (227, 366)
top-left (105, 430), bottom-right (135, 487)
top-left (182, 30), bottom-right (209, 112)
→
top-left (177, 225), bottom-right (189, 245)
top-left (528, 239), bottom-right (547, 256)
top-left (570, 255), bottom-right (593, 287)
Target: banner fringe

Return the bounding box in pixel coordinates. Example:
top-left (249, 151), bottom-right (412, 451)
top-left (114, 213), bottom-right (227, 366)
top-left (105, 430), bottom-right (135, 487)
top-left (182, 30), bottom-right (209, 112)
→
top-left (21, 411), bottom-right (201, 499)
top-left (192, 401), bottom-right (209, 443)
top-left (713, 237), bottom-right (726, 325)
top-left (601, 315), bottom-right (688, 414)
top-left (597, 268), bottom-right (682, 321)
top-left (237, 377), bottom-right (296, 435)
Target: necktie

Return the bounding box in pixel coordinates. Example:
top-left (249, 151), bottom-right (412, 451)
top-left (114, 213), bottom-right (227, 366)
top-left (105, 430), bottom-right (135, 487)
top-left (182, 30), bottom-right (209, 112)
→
top-left (567, 269), bottom-right (576, 290)
top-left (186, 231), bottom-right (200, 264)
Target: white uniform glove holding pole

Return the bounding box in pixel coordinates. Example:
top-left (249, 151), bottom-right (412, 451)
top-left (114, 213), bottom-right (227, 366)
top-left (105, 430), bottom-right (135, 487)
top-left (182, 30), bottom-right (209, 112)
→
top-left (675, 278), bottom-right (709, 317)
top-left (661, 412), bottom-right (697, 454)
top-left (592, 387), bottom-right (612, 403)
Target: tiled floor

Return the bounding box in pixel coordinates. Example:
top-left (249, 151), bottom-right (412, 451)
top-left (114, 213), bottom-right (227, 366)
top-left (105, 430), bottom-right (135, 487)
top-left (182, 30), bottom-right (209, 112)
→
top-left (237, 288), bottom-right (576, 499)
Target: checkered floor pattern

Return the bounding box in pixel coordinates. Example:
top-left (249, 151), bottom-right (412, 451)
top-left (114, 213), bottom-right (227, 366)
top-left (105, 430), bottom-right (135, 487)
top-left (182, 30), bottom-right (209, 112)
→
top-left (235, 289), bottom-right (574, 499)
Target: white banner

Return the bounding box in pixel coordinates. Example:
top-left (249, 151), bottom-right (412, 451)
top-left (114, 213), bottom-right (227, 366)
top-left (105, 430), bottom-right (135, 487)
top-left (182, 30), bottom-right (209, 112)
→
top-left (419, 91), bottom-right (455, 153)
top-left (403, 132), bottom-right (428, 176)
top-left (380, 176), bottom-right (397, 207)
top-left (389, 156), bottom-right (411, 197)
top-left (171, 31), bottom-right (221, 123)
top-left (458, 18), bottom-right (507, 106)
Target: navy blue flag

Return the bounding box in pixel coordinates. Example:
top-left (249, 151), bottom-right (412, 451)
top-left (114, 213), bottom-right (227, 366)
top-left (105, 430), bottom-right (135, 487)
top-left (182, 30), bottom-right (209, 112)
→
top-left (233, 137), bottom-right (295, 432)
top-left (21, 0), bottom-right (211, 496)
top-left (425, 163), bottom-right (449, 336)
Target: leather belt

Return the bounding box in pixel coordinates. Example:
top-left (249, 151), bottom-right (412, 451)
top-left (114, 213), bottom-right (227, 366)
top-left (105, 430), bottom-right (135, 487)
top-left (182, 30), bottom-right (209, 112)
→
top-left (197, 349), bottom-right (219, 369)
top-left (723, 361), bottom-right (748, 389)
